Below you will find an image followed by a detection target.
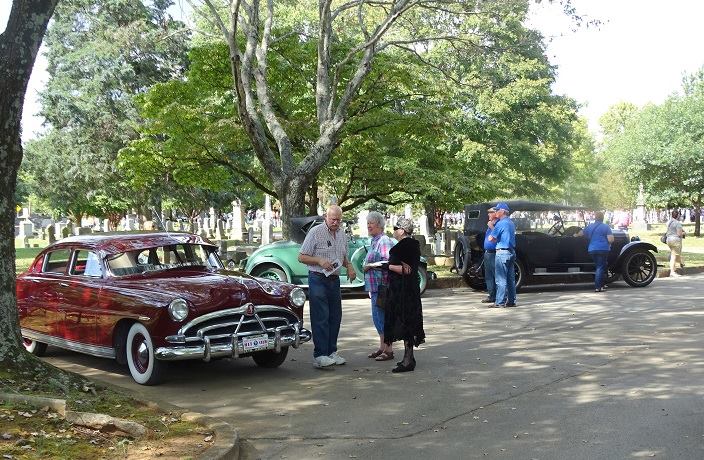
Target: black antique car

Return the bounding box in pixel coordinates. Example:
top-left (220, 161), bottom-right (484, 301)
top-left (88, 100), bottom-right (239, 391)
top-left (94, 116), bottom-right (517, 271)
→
top-left (453, 201), bottom-right (658, 290)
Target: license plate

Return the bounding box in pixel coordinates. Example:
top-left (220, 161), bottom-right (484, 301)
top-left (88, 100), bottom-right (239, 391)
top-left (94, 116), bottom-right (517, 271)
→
top-left (242, 334), bottom-right (269, 352)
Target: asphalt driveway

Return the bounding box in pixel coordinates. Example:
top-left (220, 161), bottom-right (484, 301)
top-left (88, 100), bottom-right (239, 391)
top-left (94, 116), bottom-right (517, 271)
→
top-left (42, 275), bottom-right (704, 459)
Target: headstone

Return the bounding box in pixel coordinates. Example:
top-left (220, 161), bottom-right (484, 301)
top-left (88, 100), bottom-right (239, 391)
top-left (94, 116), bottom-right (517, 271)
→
top-left (18, 221), bottom-right (34, 239)
top-left (632, 183), bottom-right (651, 230)
top-left (444, 229), bottom-right (453, 255)
top-left (77, 226), bottom-right (93, 235)
top-left (413, 234), bottom-right (431, 257)
top-left (143, 220), bottom-right (154, 231)
top-left (218, 240), bottom-right (228, 257)
top-left (165, 220), bottom-right (175, 232)
top-left (404, 204), bottom-right (412, 219)
top-left (357, 210), bottom-right (369, 237)
top-left (209, 207), bottom-right (217, 233)
top-left (230, 200), bottom-right (244, 241)
top-left (102, 219), bottom-right (110, 233)
top-left (62, 224), bottom-right (71, 239)
top-left (418, 213), bottom-right (429, 237)
top-left (247, 227), bottom-right (255, 244)
top-left (55, 222), bottom-right (66, 240)
top-left (47, 224), bottom-right (56, 244)
top-left (215, 217), bottom-right (225, 241)
top-left (23, 236), bottom-right (30, 249)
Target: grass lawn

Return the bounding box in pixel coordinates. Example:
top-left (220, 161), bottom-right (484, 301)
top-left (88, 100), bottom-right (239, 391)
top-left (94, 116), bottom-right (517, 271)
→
top-left (15, 240), bottom-right (47, 274)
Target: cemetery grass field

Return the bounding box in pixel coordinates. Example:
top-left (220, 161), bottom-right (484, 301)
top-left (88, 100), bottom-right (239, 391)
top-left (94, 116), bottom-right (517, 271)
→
top-left (14, 225), bottom-right (704, 275)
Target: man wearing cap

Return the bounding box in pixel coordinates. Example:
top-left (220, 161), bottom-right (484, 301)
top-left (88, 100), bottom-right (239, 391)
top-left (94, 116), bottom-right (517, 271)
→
top-left (481, 207), bottom-right (499, 304)
top-left (488, 202), bottom-right (517, 307)
top-left (298, 205), bottom-right (356, 368)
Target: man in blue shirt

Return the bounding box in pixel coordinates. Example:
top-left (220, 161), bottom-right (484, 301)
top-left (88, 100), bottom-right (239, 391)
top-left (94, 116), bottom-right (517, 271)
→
top-left (488, 202), bottom-right (517, 307)
top-left (481, 207), bottom-right (498, 304)
top-left (575, 211), bottom-right (614, 292)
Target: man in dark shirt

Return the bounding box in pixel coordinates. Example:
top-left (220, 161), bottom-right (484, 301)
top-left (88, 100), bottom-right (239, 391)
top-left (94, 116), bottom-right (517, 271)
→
top-left (488, 202), bottom-right (517, 308)
top-left (481, 207), bottom-right (498, 304)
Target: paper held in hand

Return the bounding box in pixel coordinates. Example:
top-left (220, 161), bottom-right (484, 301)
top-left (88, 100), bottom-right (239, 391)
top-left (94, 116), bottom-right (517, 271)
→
top-left (323, 258), bottom-right (342, 277)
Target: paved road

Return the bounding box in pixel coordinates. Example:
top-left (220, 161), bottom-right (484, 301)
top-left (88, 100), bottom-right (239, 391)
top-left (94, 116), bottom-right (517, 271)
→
top-left (43, 275), bottom-right (704, 459)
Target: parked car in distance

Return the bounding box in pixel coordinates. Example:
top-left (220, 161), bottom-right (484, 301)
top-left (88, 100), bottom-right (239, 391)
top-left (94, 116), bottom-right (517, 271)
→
top-left (454, 201), bottom-right (658, 290)
top-left (16, 232), bottom-right (310, 385)
top-left (240, 216), bottom-right (429, 294)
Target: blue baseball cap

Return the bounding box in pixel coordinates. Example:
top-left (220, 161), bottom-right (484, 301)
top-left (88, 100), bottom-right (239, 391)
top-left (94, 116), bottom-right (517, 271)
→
top-left (495, 202), bottom-right (510, 212)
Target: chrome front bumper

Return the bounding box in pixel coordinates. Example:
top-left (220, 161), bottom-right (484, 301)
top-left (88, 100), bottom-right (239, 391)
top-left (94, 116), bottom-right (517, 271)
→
top-left (155, 324), bottom-right (311, 362)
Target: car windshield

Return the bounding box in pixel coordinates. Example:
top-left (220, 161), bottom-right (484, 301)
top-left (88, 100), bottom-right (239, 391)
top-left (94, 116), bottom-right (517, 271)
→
top-left (510, 210), bottom-right (586, 235)
top-left (106, 243), bottom-right (223, 276)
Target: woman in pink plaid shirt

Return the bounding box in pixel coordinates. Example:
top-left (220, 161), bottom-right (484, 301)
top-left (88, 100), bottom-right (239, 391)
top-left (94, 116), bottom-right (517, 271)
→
top-left (363, 211), bottom-right (395, 361)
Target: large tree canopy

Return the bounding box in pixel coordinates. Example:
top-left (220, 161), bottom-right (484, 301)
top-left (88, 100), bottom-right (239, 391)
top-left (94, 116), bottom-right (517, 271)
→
top-left (20, 0), bottom-right (190, 223)
top-left (124, 0), bottom-right (584, 231)
top-left (601, 71), bottom-right (704, 235)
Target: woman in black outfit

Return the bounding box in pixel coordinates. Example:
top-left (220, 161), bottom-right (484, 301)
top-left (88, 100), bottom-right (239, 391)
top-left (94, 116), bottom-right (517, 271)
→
top-left (384, 217), bottom-right (425, 373)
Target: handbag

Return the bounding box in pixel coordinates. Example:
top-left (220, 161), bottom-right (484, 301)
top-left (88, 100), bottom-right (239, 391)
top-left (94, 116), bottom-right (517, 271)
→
top-left (376, 284), bottom-right (389, 310)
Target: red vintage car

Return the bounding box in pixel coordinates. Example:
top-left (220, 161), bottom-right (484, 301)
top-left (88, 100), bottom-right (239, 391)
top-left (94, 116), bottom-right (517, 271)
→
top-left (16, 232), bottom-right (310, 385)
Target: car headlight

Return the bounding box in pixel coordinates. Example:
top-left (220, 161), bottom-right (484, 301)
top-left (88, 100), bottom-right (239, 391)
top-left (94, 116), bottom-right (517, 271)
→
top-left (289, 287), bottom-right (306, 307)
top-left (168, 298), bottom-right (189, 322)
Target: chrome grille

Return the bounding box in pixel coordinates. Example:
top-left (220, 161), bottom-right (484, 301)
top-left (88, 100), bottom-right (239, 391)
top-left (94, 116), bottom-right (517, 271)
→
top-left (179, 305), bottom-right (301, 346)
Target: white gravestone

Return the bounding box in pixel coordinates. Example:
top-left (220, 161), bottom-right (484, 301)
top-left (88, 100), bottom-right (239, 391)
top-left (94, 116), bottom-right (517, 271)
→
top-left (230, 200), bottom-right (244, 241)
top-left (261, 195), bottom-right (272, 245)
top-left (357, 210), bottom-right (370, 237)
top-left (404, 204), bottom-right (412, 219)
top-left (418, 213), bottom-right (429, 238)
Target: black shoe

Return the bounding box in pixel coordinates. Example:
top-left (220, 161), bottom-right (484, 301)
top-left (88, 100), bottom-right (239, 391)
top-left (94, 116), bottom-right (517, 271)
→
top-left (480, 298), bottom-right (495, 303)
top-left (504, 303), bottom-right (517, 307)
top-left (397, 357), bottom-right (416, 367)
top-left (392, 361), bottom-right (416, 373)
top-left (489, 304), bottom-right (503, 308)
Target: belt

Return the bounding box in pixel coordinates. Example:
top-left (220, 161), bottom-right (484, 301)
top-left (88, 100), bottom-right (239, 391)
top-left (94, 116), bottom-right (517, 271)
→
top-left (310, 271), bottom-right (339, 279)
top-left (496, 248), bottom-right (514, 252)
top-left (485, 249), bottom-right (496, 253)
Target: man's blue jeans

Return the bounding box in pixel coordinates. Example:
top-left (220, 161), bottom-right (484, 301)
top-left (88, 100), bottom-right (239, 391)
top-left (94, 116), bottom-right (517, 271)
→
top-left (483, 251), bottom-right (496, 301)
top-left (308, 273), bottom-right (342, 358)
top-left (590, 251), bottom-right (609, 289)
top-left (495, 250), bottom-right (516, 305)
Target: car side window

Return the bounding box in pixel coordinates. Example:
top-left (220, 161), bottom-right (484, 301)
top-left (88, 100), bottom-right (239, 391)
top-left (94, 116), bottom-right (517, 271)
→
top-left (71, 250), bottom-right (103, 277)
top-left (43, 249), bottom-right (71, 274)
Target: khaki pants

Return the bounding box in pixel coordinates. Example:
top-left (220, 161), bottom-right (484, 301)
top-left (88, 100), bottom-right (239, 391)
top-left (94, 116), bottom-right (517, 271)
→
top-left (667, 237), bottom-right (683, 273)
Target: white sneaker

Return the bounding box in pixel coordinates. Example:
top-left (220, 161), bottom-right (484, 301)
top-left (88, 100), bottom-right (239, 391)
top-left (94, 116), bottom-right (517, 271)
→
top-left (329, 352), bottom-right (346, 365)
top-left (313, 355), bottom-right (336, 368)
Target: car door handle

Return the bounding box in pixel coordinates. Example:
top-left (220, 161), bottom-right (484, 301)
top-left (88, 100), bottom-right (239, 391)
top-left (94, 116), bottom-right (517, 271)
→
top-left (59, 282), bottom-right (70, 287)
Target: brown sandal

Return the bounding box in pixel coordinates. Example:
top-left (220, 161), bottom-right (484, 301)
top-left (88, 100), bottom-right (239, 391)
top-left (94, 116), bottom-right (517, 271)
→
top-left (368, 349), bottom-right (384, 359)
top-left (375, 351), bottom-right (394, 361)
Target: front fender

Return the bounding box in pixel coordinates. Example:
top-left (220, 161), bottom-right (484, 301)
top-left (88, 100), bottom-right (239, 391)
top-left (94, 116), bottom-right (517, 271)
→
top-left (614, 241), bottom-right (658, 266)
top-left (618, 241), bottom-right (658, 256)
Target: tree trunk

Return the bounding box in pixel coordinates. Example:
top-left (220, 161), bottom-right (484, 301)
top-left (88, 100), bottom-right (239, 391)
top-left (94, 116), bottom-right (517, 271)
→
top-left (308, 181), bottom-right (319, 216)
top-left (0, 0), bottom-right (59, 363)
top-left (278, 177), bottom-right (309, 239)
top-left (424, 202), bottom-right (436, 236)
top-left (694, 196), bottom-right (701, 237)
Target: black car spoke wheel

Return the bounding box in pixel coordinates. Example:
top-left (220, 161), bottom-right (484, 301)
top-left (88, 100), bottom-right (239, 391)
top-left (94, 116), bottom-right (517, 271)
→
top-left (453, 238), bottom-right (470, 276)
top-left (621, 251), bottom-right (657, 287)
top-left (252, 347), bottom-right (289, 368)
top-left (126, 322), bottom-right (165, 385)
top-left (514, 259), bottom-right (526, 291)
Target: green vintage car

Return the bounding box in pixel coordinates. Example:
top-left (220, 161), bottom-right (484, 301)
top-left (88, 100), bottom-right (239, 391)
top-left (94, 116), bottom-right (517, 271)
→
top-left (241, 216), bottom-right (429, 294)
